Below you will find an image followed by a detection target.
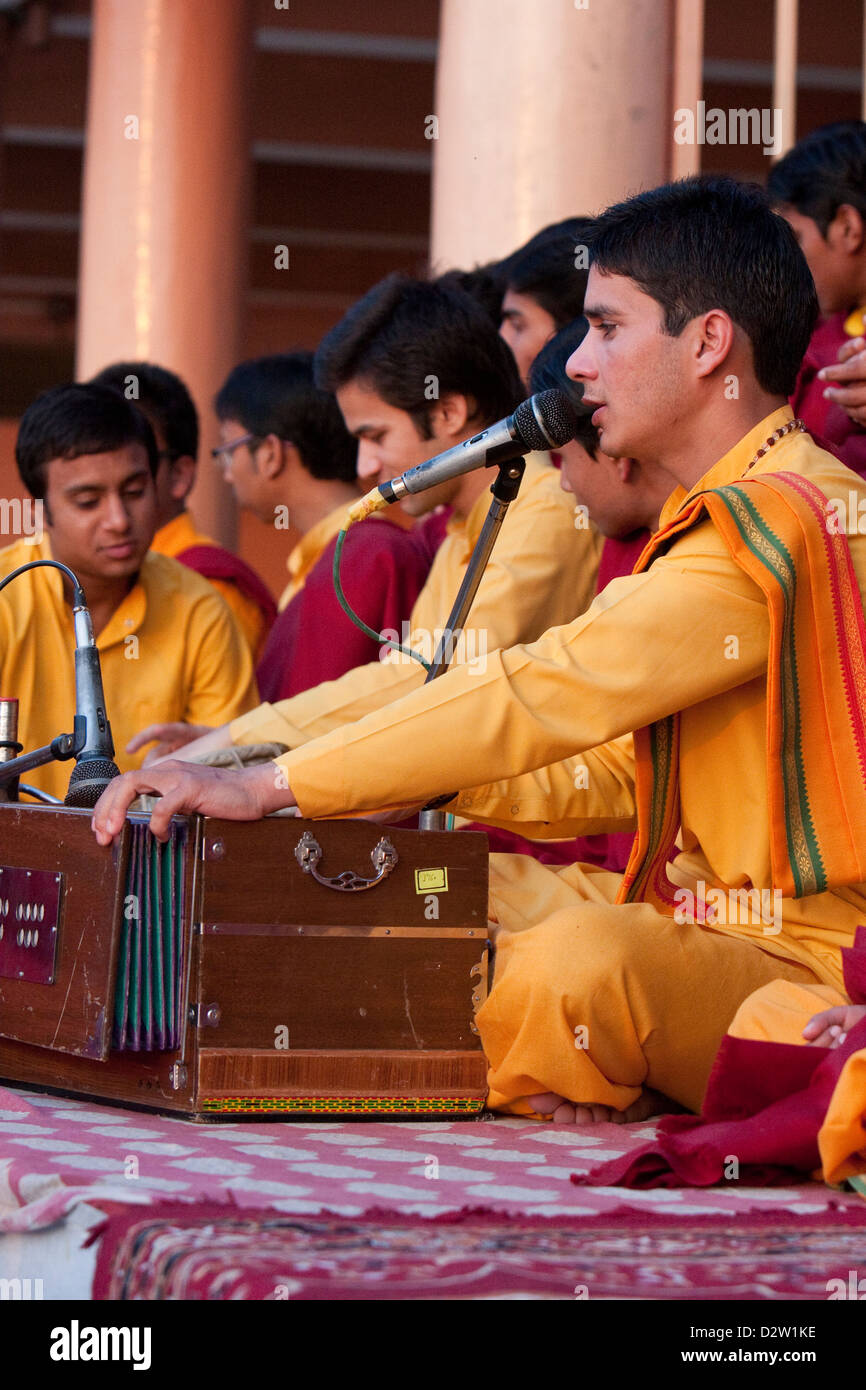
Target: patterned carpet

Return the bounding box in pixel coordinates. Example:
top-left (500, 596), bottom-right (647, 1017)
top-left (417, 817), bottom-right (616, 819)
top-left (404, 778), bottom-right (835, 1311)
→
top-left (1, 1084), bottom-right (864, 1299)
top-left (90, 1205), bottom-right (866, 1300)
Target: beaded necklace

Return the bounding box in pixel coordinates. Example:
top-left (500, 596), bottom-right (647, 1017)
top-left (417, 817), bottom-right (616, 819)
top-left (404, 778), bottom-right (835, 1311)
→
top-left (743, 417), bottom-right (806, 473)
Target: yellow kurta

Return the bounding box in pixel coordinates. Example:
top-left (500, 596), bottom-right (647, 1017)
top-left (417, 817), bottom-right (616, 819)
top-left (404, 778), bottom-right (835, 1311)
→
top-left (272, 407), bottom-right (866, 1114)
top-left (277, 501), bottom-right (354, 612)
top-left (231, 453), bottom-right (603, 749)
top-left (152, 511), bottom-right (268, 659)
top-left (0, 537), bottom-right (258, 800)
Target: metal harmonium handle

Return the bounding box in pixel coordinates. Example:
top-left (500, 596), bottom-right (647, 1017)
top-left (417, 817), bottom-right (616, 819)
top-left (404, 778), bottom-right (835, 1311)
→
top-left (294, 830), bottom-right (398, 892)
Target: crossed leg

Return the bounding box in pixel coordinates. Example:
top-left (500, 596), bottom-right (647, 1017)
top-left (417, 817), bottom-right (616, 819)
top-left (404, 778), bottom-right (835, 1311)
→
top-left (477, 897), bottom-right (820, 1125)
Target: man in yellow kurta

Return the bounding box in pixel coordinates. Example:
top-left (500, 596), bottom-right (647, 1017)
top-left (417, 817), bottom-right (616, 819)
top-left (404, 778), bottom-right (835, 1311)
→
top-left (93, 179), bottom-right (866, 1127)
top-left (132, 274), bottom-right (601, 761)
top-left (2, 383), bottom-right (257, 801)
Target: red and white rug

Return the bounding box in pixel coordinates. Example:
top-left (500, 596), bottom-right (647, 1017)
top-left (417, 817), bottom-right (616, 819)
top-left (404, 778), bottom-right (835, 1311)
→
top-left (1, 1085), bottom-right (863, 1299)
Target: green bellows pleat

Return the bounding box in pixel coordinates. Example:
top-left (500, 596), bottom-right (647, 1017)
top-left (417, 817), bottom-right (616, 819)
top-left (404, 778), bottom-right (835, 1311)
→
top-left (112, 821), bottom-right (186, 1052)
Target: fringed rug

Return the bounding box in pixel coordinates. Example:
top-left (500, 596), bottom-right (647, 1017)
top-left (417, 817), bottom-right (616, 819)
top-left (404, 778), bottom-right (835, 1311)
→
top-left (89, 1203), bottom-right (866, 1301)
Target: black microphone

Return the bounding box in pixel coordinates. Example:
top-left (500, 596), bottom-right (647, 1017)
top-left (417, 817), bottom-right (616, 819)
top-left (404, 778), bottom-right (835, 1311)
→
top-left (64, 600), bottom-right (122, 808)
top-left (346, 389), bottom-right (578, 522)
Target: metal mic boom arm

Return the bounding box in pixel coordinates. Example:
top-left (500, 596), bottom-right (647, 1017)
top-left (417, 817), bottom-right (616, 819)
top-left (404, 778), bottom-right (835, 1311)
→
top-left (418, 457), bottom-right (526, 831)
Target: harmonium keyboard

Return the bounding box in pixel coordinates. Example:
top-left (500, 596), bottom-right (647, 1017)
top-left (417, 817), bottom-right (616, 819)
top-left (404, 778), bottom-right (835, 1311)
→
top-left (0, 804), bottom-right (489, 1119)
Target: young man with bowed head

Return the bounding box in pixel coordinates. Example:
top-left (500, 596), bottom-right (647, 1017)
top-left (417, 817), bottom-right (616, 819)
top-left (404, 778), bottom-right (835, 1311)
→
top-left (0, 383), bottom-right (256, 800)
top-left (91, 361), bottom-right (275, 659)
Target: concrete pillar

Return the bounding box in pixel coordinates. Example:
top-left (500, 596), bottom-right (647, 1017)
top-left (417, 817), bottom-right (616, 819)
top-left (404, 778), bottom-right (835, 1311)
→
top-left (431, 0), bottom-right (674, 269)
top-left (76, 0), bottom-right (251, 546)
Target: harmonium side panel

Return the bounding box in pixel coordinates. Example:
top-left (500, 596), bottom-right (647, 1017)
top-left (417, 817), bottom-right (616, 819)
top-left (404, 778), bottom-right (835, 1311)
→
top-left (192, 818), bottom-right (490, 1117)
top-left (0, 804), bottom-right (126, 1059)
top-left (0, 806), bottom-right (200, 1114)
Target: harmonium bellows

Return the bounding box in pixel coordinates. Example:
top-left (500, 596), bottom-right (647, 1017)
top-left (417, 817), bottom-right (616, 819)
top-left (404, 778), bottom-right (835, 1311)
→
top-left (0, 804), bottom-right (489, 1119)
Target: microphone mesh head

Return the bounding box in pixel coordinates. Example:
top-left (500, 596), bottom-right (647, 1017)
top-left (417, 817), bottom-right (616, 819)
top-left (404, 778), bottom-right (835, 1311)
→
top-left (514, 390), bottom-right (579, 452)
top-left (64, 758), bottom-right (122, 809)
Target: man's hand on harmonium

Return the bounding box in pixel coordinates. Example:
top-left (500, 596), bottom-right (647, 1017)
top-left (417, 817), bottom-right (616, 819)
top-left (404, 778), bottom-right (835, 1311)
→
top-left (91, 760), bottom-right (296, 846)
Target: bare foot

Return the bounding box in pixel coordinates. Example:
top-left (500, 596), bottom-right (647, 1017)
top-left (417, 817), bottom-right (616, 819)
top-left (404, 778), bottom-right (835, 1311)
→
top-left (527, 1087), bottom-right (679, 1126)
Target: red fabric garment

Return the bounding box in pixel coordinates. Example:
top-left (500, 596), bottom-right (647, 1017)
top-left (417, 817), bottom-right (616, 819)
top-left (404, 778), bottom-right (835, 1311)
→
top-left (571, 930), bottom-right (866, 1190)
top-left (596, 530), bottom-right (650, 593)
top-left (255, 516), bottom-right (435, 703)
top-left (791, 314), bottom-right (866, 480)
top-left (176, 544), bottom-right (277, 632)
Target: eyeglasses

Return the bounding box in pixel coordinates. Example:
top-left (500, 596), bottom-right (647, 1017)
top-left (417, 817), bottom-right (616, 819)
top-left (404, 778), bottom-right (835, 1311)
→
top-left (211, 433), bottom-right (258, 467)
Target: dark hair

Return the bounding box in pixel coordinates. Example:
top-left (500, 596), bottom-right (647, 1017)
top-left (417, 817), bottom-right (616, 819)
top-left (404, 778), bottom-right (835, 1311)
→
top-left (435, 261), bottom-right (507, 326)
top-left (501, 217), bottom-right (595, 326)
top-left (314, 273), bottom-right (522, 437)
top-left (529, 318), bottom-right (600, 456)
top-left (16, 382), bottom-right (158, 499)
top-left (215, 352), bottom-right (357, 483)
top-left (586, 177), bottom-right (818, 398)
top-left (90, 361), bottom-right (199, 460)
top-left (767, 121), bottom-right (866, 236)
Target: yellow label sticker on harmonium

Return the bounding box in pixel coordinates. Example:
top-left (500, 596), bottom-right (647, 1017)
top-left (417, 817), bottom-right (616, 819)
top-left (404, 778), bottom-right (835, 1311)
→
top-left (415, 867), bottom-right (448, 894)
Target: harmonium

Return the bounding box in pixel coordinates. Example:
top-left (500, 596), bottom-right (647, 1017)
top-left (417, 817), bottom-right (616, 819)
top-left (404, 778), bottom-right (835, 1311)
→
top-left (0, 804), bottom-right (489, 1120)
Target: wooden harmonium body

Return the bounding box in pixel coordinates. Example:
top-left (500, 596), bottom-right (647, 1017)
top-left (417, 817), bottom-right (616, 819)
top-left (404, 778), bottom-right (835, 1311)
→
top-left (0, 804), bottom-right (489, 1119)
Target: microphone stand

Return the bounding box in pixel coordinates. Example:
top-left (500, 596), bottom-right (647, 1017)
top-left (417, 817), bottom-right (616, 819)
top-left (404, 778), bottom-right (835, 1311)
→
top-left (0, 733), bottom-right (78, 798)
top-left (418, 457), bottom-right (526, 832)
top-left (0, 559), bottom-right (106, 803)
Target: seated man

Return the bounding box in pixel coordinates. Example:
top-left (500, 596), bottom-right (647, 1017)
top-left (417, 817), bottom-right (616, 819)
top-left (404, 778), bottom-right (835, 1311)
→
top-left (498, 217), bottom-right (595, 387)
top-left (1, 383), bottom-right (257, 800)
top-left (95, 178), bottom-right (866, 1134)
top-left (132, 273), bottom-right (602, 763)
top-left (91, 361), bottom-right (276, 660)
top-left (768, 121), bottom-right (866, 475)
top-left (212, 352), bottom-right (433, 702)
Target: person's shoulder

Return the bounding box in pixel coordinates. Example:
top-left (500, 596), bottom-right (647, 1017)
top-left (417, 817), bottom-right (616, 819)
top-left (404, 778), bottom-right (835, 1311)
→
top-left (764, 430), bottom-right (863, 495)
top-left (312, 517), bottom-right (429, 588)
top-left (141, 550), bottom-right (235, 616)
top-left (340, 517), bottom-right (427, 559)
top-left (0, 535), bottom-right (47, 575)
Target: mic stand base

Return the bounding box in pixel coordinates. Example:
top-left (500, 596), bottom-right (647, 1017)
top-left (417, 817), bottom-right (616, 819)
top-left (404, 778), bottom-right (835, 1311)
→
top-left (418, 458), bottom-right (526, 832)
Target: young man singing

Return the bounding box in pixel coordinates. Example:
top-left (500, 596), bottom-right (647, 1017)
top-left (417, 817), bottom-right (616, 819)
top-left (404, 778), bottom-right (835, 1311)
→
top-left (95, 179), bottom-right (866, 1132)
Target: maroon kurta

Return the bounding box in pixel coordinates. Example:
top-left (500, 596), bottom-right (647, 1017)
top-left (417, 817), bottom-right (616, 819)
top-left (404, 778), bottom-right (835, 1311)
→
top-left (255, 515), bottom-right (438, 703)
top-left (792, 313), bottom-right (866, 480)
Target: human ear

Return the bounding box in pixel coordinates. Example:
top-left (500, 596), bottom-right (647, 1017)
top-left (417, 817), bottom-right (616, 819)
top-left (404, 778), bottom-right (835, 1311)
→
top-left (693, 310), bottom-right (735, 379)
top-left (429, 392), bottom-right (470, 440)
top-left (830, 203), bottom-right (865, 255)
top-left (168, 454), bottom-right (196, 502)
top-left (258, 434), bottom-right (288, 481)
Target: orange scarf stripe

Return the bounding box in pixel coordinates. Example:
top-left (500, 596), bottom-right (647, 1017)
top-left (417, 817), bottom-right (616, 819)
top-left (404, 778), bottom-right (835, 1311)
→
top-left (620, 472), bottom-right (866, 909)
